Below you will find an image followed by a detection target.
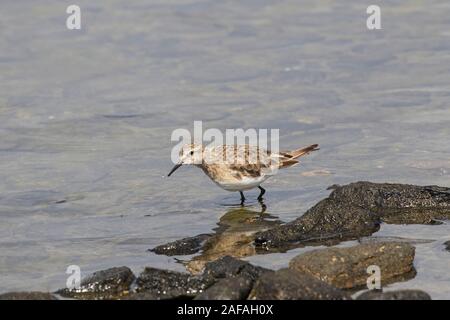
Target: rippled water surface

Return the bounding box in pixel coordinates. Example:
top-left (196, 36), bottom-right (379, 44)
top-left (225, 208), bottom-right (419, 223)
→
top-left (1, 1), bottom-right (449, 298)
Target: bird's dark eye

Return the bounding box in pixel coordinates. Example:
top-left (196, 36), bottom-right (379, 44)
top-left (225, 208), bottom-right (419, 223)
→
top-left (190, 151), bottom-right (194, 155)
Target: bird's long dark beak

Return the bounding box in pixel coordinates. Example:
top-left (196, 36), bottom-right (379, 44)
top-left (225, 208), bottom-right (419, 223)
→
top-left (167, 163), bottom-right (182, 177)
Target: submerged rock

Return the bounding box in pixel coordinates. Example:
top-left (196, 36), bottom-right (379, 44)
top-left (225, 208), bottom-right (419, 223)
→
top-left (186, 232), bottom-right (257, 274)
top-left (0, 292), bottom-right (58, 300)
top-left (248, 268), bottom-right (350, 300)
top-left (150, 234), bottom-right (212, 256)
top-left (152, 207), bottom-right (280, 273)
top-left (289, 242), bottom-right (415, 289)
top-left (134, 267), bottom-right (215, 299)
top-left (356, 289), bottom-right (431, 300)
top-left (57, 266), bottom-right (135, 300)
top-left (359, 236), bottom-right (433, 245)
top-left (255, 182), bottom-right (450, 250)
top-left (194, 276), bottom-right (253, 300)
top-left (444, 241), bottom-right (450, 252)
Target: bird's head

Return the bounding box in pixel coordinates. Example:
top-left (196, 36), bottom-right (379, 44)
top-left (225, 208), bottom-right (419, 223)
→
top-left (167, 144), bottom-right (203, 176)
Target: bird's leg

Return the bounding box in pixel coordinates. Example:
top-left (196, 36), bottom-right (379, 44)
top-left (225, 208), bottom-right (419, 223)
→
top-left (257, 186), bottom-right (266, 201)
top-left (239, 191), bottom-right (245, 205)
top-left (259, 201), bottom-right (267, 213)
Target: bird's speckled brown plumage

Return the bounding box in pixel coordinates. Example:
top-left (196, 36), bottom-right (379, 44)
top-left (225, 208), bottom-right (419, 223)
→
top-left (195, 144), bottom-right (319, 190)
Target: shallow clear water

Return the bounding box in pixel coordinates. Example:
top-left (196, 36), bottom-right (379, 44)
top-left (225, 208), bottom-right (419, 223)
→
top-left (0, 1), bottom-right (449, 298)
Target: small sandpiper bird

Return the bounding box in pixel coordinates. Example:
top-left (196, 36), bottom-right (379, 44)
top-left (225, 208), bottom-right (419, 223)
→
top-left (168, 143), bottom-right (319, 203)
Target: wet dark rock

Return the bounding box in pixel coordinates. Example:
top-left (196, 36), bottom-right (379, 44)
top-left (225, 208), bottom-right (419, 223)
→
top-left (150, 234), bottom-right (212, 256)
top-left (57, 266), bottom-right (135, 300)
top-left (52, 257), bottom-right (271, 300)
top-left (121, 292), bottom-right (161, 300)
top-left (255, 197), bottom-right (380, 251)
top-left (135, 267), bottom-right (215, 299)
top-left (132, 257), bottom-right (273, 300)
top-left (332, 181), bottom-right (450, 208)
top-left (328, 182), bottom-right (450, 224)
top-left (194, 276), bottom-right (253, 300)
top-left (0, 291), bottom-right (58, 300)
top-left (380, 209), bottom-right (444, 225)
top-left (444, 241), bottom-right (450, 252)
top-left (289, 242), bottom-right (415, 289)
top-left (248, 268), bottom-right (351, 300)
top-left (356, 289), bottom-right (431, 300)
top-left (255, 182), bottom-right (450, 250)
top-left (203, 256), bottom-right (273, 282)
top-left (195, 256), bottom-right (272, 300)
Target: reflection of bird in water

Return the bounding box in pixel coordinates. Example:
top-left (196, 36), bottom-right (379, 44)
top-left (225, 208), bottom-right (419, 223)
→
top-left (186, 204), bottom-right (281, 274)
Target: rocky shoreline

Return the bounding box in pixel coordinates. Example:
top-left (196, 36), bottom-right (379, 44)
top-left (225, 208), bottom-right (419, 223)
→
top-left (0, 248), bottom-right (429, 300)
top-left (254, 181), bottom-right (450, 251)
top-left (1, 181), bottom-right (449, 300)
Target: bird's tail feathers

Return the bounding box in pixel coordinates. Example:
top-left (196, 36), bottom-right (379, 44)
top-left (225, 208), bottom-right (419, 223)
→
top-left (279, 144), bottom-right (319, 168)
top-left (286, 144), bottom-right (319, 159)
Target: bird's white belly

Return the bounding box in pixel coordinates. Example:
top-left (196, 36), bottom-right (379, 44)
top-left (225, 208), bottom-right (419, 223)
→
top-left (215, 175), bottom-right (270, 191)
